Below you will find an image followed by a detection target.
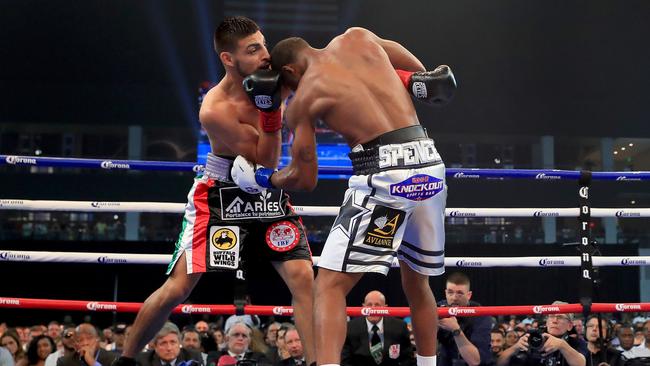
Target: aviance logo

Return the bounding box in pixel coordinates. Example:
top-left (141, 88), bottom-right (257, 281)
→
top-left (0, 252), bottom-right (31, 261)
top-left (534, 211), bottom-right (560, 217)
top-left (100, 161), bottom-right (130, 169)
top-left (272, 306), bottom-right (294, 315)
top-left (615, 304), bottom-right (641, 311)
top-left (97, 257), bottom-right (127, 264)
top-left (361, 307), bottom-right (390, 316)
top-left (86, 302), bottom-right (117, 311)
top-left (539, 258), bottom-right (565, 266)
top-left (448, 307), bottom-right (476, 316)
top-left (456, 260), bottom-right (482, 267)
top-left (453, 172), bottom-right (480, 179)
top-left (535, 173), bottom-right (561, 180)
top-left (449, 211), bottom-right (476, 217)
top-left (5, 156), bottom-right (37, 165)
top-left (532, 305), bottom-right (560, 314)
top-left (181, 305), bottom-right (211, 314)
top-left (621, 258), bottom-right (647, 266)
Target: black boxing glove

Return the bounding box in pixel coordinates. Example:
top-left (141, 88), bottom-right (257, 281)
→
top-left (243, 69), bottom-right (282, 132)
top-left (396, 65), bottom-right (457, 106)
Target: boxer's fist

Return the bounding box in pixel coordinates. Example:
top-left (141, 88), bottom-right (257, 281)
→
top-left (243, 70), bottom-right (282, 132)
top-left (396, 65), bottom-right (457, 106)
top-left (231, 156), bottom-right (276, 194)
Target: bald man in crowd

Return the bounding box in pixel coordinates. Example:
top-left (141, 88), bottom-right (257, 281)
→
top-left (342, 291), bottom-right (414, 366)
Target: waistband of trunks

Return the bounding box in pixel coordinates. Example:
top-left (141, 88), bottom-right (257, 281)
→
top-left (204, 153), bottom-right (234, 182)
top-left (349, 127), bottom-right (442, 175)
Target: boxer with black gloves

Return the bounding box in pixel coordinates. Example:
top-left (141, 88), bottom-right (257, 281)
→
top-left (112, 16), bottom-right (316, 366)
top-left (231, 27), bottom-right (456, 366)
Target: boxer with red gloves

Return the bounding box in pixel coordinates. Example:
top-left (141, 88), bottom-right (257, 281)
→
top-left (112, 16), bottom-right (316, 366)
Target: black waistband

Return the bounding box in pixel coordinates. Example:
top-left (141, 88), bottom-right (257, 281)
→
top-left (361, 125), bottom-right (428, 149)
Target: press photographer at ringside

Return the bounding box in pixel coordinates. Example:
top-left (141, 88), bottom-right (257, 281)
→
top-left (496, 303), bottom-right (586, 366)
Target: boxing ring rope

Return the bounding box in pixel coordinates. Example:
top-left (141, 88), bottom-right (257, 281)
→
top-left (3, 154), bottom-right (650, 180)
top-left (1, 297), bottom-right (649, 317)
top-left (3, 155), bottom-right (650, 320)
top-left (2, 199), bottom-right (650, 218)
top-left (1, 251), bottom-right (649, 268)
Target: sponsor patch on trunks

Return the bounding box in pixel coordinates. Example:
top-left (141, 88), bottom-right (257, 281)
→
top-left (389, 174), bottom-right (444, 201)
top-left (207, 226), bottom-right (239, 270)
top-left (266, 221), bottom-right (300, 252)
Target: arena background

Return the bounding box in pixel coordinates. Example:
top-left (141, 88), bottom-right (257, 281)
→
top-left (1, 0), bottom-right (649, 326)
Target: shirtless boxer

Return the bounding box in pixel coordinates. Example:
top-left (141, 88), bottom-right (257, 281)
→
top-left (112, 16), bottom-right (315, 366)
top-left (231, 28), bottom-right (456, 366)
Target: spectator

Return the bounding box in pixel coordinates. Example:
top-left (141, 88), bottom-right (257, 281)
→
top-left (57, 323), bottom-right (117, 366)
top-left (180, 329), bottom-right (207, 365)
top-left (583, 316), bottom-right (622, 366)
top-left (206, 322), bottom-right (269, 365)
top-left (211, 330), bottom-right (225, 352)
top-left (1, 331), bottom-right (27, 366)
top-left (497, 304), bottom-right (586, 366)
top-left (504, 331), bottom-right (518, 349)
top-left (0, 346), bottom-right (15, 366)
top-left (45, 324), bottom-right (61, 348)
top-left (342, 290), bottom-right (413, 366)
top-left (278, 329), bottom-right (305, 366)
top-left (25, 335), bottom-right (55, 366)
top-left (136, 322), bottom-right (203, 366)
top-left (491, 329), bottom-right (505, 359)
top-left (572, 318), bottom-right (585, 340)
top-left (44, 326), bottom-right (75, 366)
top-left (194, 323), bottom-right (209, 337)
top-left (614, 323), bottom-right (635, 352)
top-left (622, 320), bottom-right (650, 360)
top-left (438, 273), bottom-right (493, 366)
top-left (106, 324), bottom-right (127, 355)
top-left (264, 323), bottom-right (281, 348)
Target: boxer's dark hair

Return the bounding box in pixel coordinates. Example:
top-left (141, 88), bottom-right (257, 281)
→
top-left (271, 37), bottom-right (309, 71)
top-left (214, 16), bottom-right (260, 53)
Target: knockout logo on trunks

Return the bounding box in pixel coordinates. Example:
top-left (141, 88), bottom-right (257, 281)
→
top-left (219, 187), bottom-right (285, 220)
top-left (207, 226), bottom-right (240, 270)
top-left (363, 206), bottom-right (406, 248)
top-left (389, 174), bottom-right (444, 201)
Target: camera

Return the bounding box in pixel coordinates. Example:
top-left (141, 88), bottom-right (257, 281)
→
top-left (527, 328), bottom-right (546, 353)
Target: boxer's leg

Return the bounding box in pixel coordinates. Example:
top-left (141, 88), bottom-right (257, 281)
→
top-left (119, 253), bottom-right (201, 359)
top-left (274, 259), bottom-right (315, 364)
top-left (313, 268), bottom-right (363, 366)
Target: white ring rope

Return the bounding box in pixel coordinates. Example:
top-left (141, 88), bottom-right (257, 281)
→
top-left (0, 251), bottom-right (648, 267)
top-left (1, 199), bottom-right (649, 217)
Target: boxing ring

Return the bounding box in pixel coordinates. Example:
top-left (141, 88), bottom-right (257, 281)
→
top-left (2, 154), bottom-right (650, 319)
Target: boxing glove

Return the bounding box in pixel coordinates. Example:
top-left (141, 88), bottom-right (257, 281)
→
top-left (396, 65), bottom-right (457, 106)
top-left (231, 155), bottom-right (276, 194)
top-left (243, 69), bottom-right (282, 132)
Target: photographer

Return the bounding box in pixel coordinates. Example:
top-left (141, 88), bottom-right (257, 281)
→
top-left (497, 307), bottom-right (586, 366)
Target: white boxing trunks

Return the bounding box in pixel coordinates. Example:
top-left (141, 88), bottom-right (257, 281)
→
top-left (318, 126), bottom-right (447, 276)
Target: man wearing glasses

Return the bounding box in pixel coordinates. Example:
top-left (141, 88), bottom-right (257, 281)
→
top-left (437, 272), bottom-right (493, 366)
top-left (497, 302), bottom-right (586, 366)
top-left (207, 322), bottom-right (270, 365)
top-left (44, 327), bottom-right (76, 366)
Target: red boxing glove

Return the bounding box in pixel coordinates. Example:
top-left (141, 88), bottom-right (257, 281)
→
top-left (260, 110), bottom-right (282, 133)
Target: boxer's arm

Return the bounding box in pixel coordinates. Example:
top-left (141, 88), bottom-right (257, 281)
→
top-left (199, 102), bottom-right (281, 168)
top-left (344, 27), bottom-right (426, 72)
top-left (269, 88), bottom-right (327, 191)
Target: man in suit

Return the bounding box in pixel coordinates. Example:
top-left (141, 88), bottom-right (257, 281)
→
top-left (206, 322), bottom-right (270, 366)
top-left (278, 329), bottom-right (306, 366)
top-left (136, 322), bottom-right (203, 366)
top-left (57, 324), bottom-right (118, 366)
top-left (342, 291), bottom-right (414, 366)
